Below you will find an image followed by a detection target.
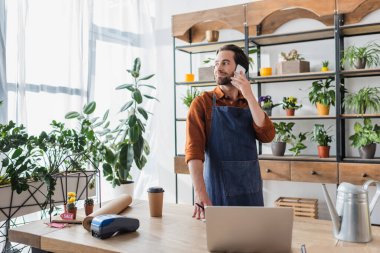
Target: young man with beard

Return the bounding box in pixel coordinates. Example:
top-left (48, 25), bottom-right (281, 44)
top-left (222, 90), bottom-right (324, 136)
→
top-left (185, 44), bottom-right (275, 219)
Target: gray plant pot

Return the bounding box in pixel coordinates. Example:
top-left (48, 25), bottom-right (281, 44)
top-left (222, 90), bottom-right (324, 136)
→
top-left (359, 143), bottom-right (376, 159)
top-left (263, 108), bottom-right (272, 116)
top-left (354, 58), bottom-right (367, 69)
top-left (271, 142), bottom-right (286, 156)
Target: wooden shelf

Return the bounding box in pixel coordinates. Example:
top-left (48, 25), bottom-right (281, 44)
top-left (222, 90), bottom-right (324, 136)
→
top-left (175, 39), bottom-right (251, 54)
top-left (343, 157), bottom-right (380, 163)
top-left (250, 28), bottom-right (334, 46)
top-left (341, 23), bottom-right (380, 37)
top-left (341, 114), bottom-right (380, 119)
top-left (340, 68), bottom-right (380, 78)
top-left (175, 81), bottom-right (215, 87)
top-left (270, 115), bottom-right (336, 120)
top-left (259, 154), bottom-right (336, 162)
top-left (250, 71), bottom-right (335, 83)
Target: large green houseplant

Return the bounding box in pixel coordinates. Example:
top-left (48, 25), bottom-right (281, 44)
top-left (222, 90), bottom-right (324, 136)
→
top-left (102, 58), bottom-right (156, 188)
top-left (343, 87), bottom-right (380, 114)
top-left (341, 42), bottom-right (380, 69)
top-left (349, 118), bottom-right (380, 159)
top-left (308, 77), bottom-right (335, 115)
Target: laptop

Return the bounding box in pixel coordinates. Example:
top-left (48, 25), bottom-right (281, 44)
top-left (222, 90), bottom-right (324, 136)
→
top-left (205, 206), bottom-right (294, 253)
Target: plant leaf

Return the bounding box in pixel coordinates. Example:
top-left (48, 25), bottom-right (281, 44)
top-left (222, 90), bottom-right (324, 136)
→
top-left (143, 94), bottom-right (159, 101)
top-left (116, 84), bottom-right (134, 90)
top-left (138, 84), bottom-right (156, 89)
top-left (138, 74), bottom-right (155, 81)
top-left (120, 101), bottom-right (133, 112)
top-left (133, 90), bottom-right (143, 104)
top-left (83, 102), bottom-right (96, 115)
top-left (137, 107), bottom-right (148, 120)
top-left (65, 111), bottom-right (80, 119)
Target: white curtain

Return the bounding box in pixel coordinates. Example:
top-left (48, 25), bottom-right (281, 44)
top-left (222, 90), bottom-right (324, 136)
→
top-left (0, 0), bottom-right (7, 123)
top-left (3, 0), bottom-right (159, 199)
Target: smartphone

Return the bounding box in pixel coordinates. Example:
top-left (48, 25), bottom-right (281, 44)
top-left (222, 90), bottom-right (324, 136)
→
top-left (235, 64), bottom-right (246, 76)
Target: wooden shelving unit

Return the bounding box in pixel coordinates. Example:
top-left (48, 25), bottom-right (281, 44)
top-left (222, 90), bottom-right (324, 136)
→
top-left (250, 71), bottom-right (335, 83)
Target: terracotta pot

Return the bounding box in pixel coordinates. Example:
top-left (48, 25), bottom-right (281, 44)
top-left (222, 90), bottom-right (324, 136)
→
top-left (317, 146), bottom-right (330, 158)
top-left (316, 103), bottom-right (330, 116)
top-left (359, 143), bottom-right (376, 159)
top-left (271, 142), bottom-right (286, 156)
top-left (285, 109), bottom-right (295, 116)
top-left (67, 207), bottom-right (77, 220)
top-left (84, 204), bottom-right (94, 216)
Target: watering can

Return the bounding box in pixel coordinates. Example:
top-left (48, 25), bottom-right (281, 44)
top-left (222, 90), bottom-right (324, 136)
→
top-left (322, 180), bottom-right (380, 242)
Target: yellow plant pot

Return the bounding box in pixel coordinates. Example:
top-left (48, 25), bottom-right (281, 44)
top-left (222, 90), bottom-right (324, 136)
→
top-left (260, 67), bottom-right (272, 76)
top-left (316, 103), bottom-right (330, 115)
top-left (184, 73), bottom-right (195, 82)
top-left (321, 67), bottom-right (329, 72)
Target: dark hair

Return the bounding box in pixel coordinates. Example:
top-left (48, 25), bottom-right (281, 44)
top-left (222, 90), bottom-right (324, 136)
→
top-left (217, 44), bottom-right (249, 73)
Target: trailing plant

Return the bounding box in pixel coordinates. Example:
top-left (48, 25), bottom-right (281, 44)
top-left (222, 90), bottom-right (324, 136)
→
top-left (308, 77), bottom-right (335, 106)
top-left (289, 132), bottom-right (308, 156)
top-left (182, 88), bottom-right (201, 108)
top-left (310, 124), bottom-right (333, 146)
top-left (341, 42), bottom-right (380, 69)
top-left (273, 122), bottom-right (295, 143)
top-left (349, 118), bottom-right (380, 148)
top-left (343, 87), bottom-right (380, 114)
top-left (85, 198), bottom-right (94, 206)
top-left (0, 121), bottom-right (35, 192)
top-left (282, 96), bottom-right (302, 110)
top-left (102, 58), bottom-right (157, 187)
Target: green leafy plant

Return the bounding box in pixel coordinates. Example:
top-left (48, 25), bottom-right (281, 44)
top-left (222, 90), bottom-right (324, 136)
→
top-left (259, 95), bottom-right (281, 110)
top-left (343, 87), bottom-right (380, 114)
top-left (273, 122), bottom-right (295, 143)
top-left (182, 88), bottom-right (201, 108)
top-left (289, 132), bottom-right (308, 156)
top-left (322, 60), bottom-right (329, 68)
top-left (308, 77), bottom-right (335, 106)
top-left (102, 57), bottom-right (156, 187)
top-left (349, 118), bottom-right (380, 148)
top-left (341, 42), bottom-right (380, 69)
top-left (310, 124), bottom-right (333, 146)
top-left (282, 96), bottom-right (302, 110)
top-left (85, 198), bottom-right (94, 206)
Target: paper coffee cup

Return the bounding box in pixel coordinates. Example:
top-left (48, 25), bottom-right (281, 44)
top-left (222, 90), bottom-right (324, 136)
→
top-left (147, 187), bottom-right (164, 217)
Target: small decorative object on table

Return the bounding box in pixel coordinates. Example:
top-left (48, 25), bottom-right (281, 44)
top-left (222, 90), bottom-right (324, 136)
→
top-left (259, 95), bottom-right (280, 116)
top-left (66, 192), bottom-right (77, 220)
top-left (84, 198), bottom-right (94, 216)
top-left (277, 49), bottom-right (310, 74)
top-left (282, 96), bottom-right (302, 116)
top-left (321, 60), bottom-right (329, 72)
top-left (260, 67), bottom-right (272, 76)
top-left (184, 73), bottom-right (195, 82)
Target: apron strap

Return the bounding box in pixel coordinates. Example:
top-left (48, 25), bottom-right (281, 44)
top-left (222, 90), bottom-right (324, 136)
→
top-left (213, 93), bottom-right (216, 106)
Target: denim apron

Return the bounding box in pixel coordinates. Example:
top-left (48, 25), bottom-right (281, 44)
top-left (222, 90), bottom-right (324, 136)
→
top-left (204, 95), bottom-right (263, 206)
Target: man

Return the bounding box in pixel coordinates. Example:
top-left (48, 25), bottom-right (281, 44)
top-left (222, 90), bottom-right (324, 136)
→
top-left (185, 44), bottom-right (275, 219)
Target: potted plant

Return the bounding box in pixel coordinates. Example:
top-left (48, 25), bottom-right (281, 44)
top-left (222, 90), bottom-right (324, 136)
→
top-left (282, 96), bottom-right (302, 116)
top-left (66, 192), bottom-right (77, 219)
top-left (259, 95), bottom-right (280, 116)
top-left (182, 88), bottom-right (201, 108)
top-left (272, 122), bottom-right (295, 156)
top-left (102, 58), bottom-right (156, 194)
top-left (321, 60), bottom-right (329, 72)
top-left (308, 77), bottom-right (335, 115)
top-left (84, 198), bottom-right (94, 216)
top-left (289, 132), bottom-right (308, 156)
top-left (277, 49), bottom-right (310, 74)
top-left (310, 124), bottom-right (333, 158)
top-left (199, 57), bottom-right (215, 81)
top-left (343, 87), bottom-right (380, 114)
top-left (341, 42), bottom-right (380, 69)
top-left (349, 118), bottom-right (380, 159)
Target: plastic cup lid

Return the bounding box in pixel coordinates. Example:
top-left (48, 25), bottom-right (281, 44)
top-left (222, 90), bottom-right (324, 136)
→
top-left (147, 186), bottom-right (164, 193)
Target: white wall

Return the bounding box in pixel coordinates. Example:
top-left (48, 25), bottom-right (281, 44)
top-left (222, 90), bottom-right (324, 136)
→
top-left (152, 0), bottom-right (380, 223)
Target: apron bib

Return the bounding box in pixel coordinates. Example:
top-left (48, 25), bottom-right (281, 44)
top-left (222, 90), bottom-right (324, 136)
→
top-left (204, 94), bottom-right (263, 206)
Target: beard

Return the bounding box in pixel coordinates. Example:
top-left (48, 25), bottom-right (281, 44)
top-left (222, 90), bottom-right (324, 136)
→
top-left (216, 72), bottom-right (234, 86)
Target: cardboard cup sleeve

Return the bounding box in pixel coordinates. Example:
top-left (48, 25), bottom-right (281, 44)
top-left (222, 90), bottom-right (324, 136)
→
top-left (82, 194), bottom-right (132, 231)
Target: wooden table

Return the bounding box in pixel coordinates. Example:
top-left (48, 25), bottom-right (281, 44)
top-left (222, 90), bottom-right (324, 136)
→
top-left (9, 200), bottom-right (380, 253)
